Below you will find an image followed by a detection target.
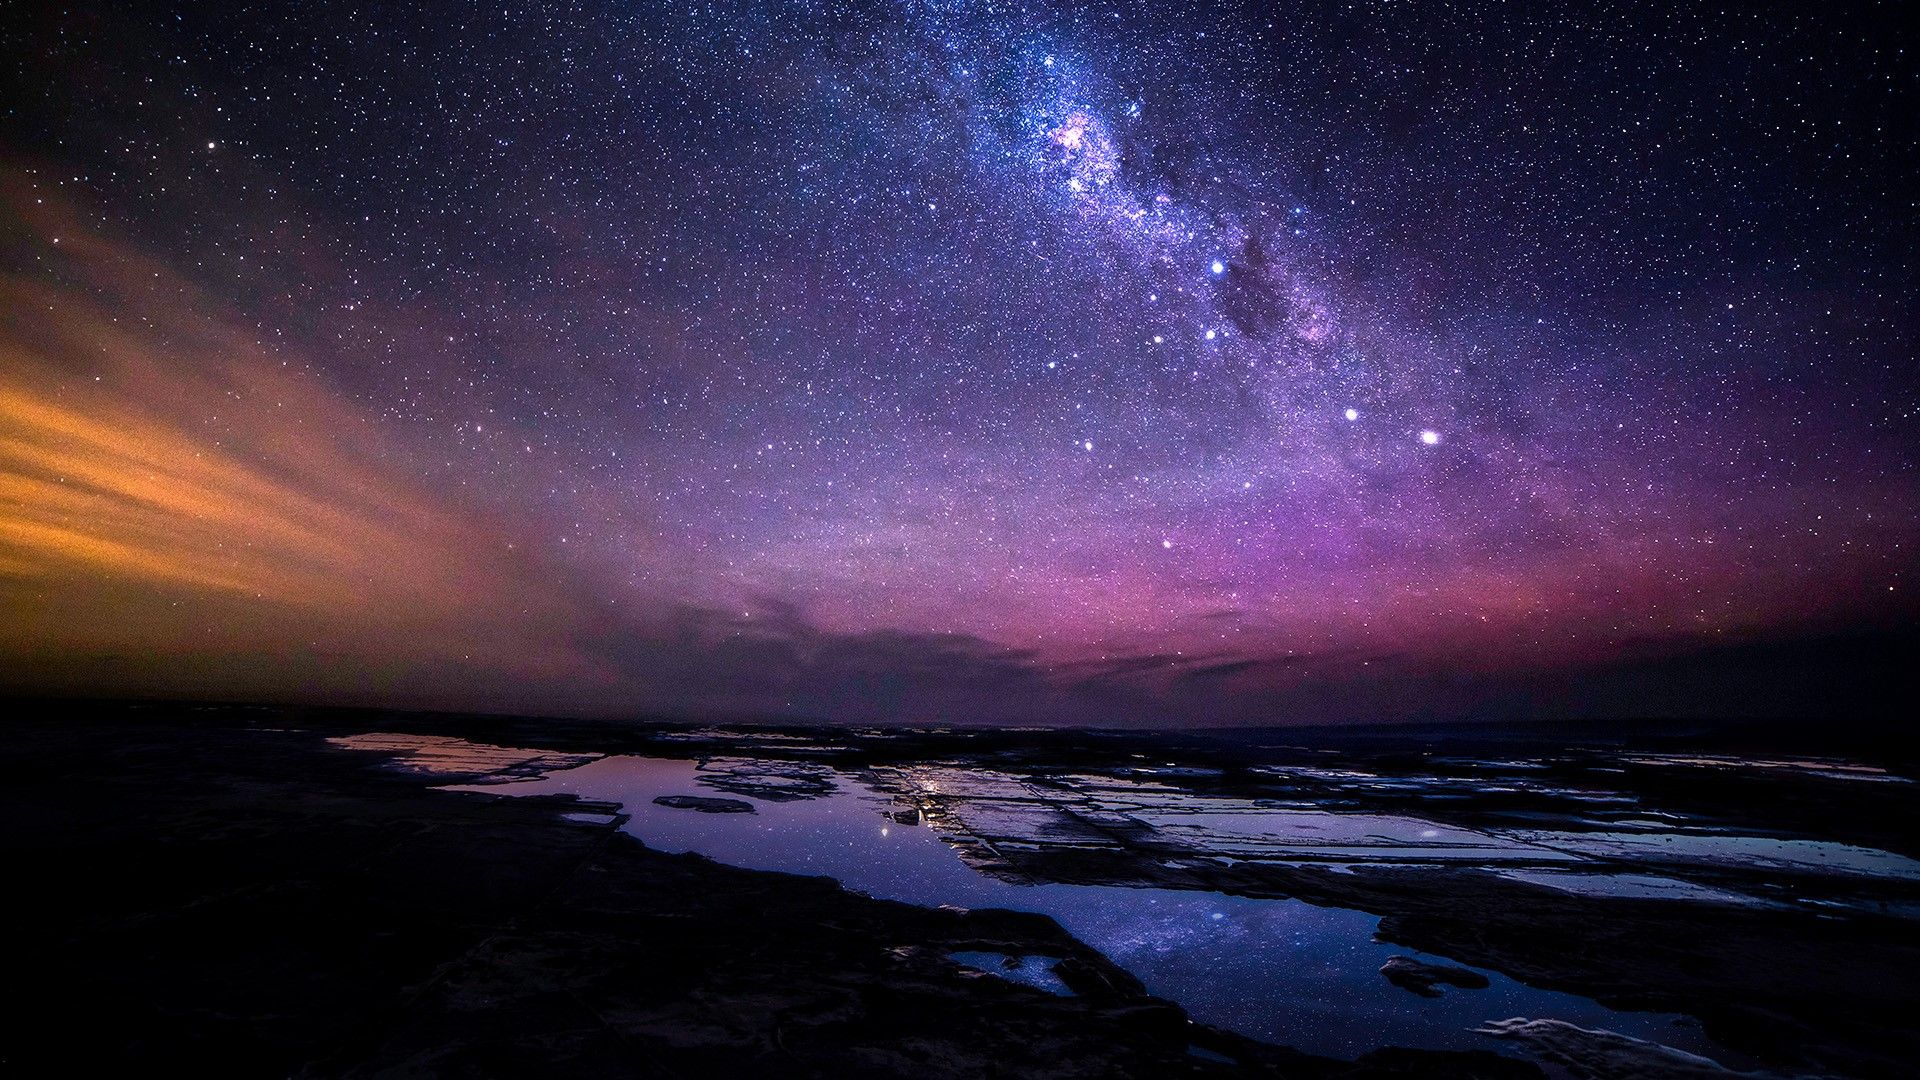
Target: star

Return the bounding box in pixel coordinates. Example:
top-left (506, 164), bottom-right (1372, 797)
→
top-left (2, 0), bottom-right (1906, 732)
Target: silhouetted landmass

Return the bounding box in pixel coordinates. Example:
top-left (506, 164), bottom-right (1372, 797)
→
top-left (7, 697), bottom-right (1919, 1077)
top-left (3, 701), bottom-right (1538, 1079)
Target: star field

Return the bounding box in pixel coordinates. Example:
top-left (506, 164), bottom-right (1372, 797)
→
top-left (1, 1), bottom-right (1914, 723)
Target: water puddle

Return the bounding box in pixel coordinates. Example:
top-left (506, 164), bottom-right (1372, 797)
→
top-left (948, 951), bottom-right (1077, 996)
top-left (447, 752), bottom-right (1730, 1063)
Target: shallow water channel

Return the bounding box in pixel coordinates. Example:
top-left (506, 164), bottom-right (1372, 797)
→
top-left (455, 753), bottom-right (1732, 1063)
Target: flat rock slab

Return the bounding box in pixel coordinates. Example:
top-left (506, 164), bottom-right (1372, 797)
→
top-left (1380, 955), bottom-right (1491, 997)
top-left (653, 794), bottom-right (756, 813)
top-left (3, 704), bottom-right (1554, 1079)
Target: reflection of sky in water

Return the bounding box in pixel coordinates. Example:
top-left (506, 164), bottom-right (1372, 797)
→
top-left (947, 951), bottom-right (1077, 996)
top-left (462, 755), bottom-right (1730, 1062)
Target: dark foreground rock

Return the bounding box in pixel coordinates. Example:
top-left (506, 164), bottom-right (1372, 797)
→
top-left (1476, 1019), bottom-right (1750, 1079)
top-left (1, 704), bottom-right (1541, 1079)
top-left (1378, 957), bottom-right (1490, 998)
top-left (654, 794), bottom-right (756, 813)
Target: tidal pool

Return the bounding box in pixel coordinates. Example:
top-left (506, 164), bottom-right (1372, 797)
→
top-left (453, 753), bottom-right (1733, 1063)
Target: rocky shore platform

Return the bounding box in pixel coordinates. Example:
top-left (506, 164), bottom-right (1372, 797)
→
top-left (3, 701), bottom-right (1541, 1079)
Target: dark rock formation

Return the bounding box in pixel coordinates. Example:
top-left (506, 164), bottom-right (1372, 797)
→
top-left (1477, 1019), bottom-right (1753, 1078)
top-left (653, 794), bottom-right (755, 813)
top-left (1379, 956), bottom-right (1491, 997)
top-left (695, 756), bottom-right (836, 801)
top-left (3, 705), bottom-right (1546, 1079)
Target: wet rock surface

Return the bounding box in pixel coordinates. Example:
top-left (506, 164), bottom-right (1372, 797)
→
top-left (1379, 957), bottom-right (1490, 998)
top-left (3, 702), bottom-right (1551, 1079)
top-left (653, 794), bottom-right (756, 813)
top-left (695, 756), bottom-right (837, 802)
top-left (1476, 1019), bottom-right (1769, 1079)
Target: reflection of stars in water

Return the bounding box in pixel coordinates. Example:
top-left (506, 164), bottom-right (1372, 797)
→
top-left (571, 762), bottom-right (1752, 1062)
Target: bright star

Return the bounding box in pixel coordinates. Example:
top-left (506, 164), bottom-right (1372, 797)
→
top-left (1420, 430), bottom-right (1441, 445)
top-left (1210, 260), bottom-right (1225, 275)
top-left (1345, 408), bottom-right (1359, 421)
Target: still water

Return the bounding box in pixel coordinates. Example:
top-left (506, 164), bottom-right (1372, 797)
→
top-left (458, 754), bottom-right (1727, 1062)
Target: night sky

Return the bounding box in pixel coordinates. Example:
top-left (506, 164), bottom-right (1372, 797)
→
top-left (2, 1), bottom-right (1914, 725)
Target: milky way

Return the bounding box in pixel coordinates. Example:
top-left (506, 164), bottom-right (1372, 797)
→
top-left (2, 1), bottom-right (1913, 723)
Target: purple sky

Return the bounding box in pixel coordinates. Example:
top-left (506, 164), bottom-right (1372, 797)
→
top-left (2, 1), bottom-right (1913, 724)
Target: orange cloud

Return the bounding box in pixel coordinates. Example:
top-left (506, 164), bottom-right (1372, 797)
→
top-left (0, 182), bottom-right (631, 709)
